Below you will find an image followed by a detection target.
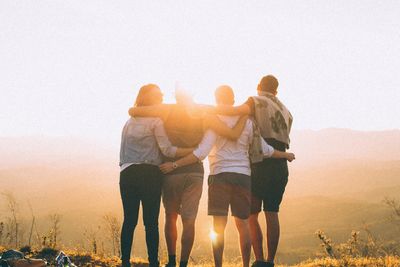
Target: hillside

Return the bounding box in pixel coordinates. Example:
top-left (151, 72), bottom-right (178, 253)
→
top-left (1, 129), bottom-right (399, 264)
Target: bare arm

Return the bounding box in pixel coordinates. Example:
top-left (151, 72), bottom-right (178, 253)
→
top-left (153, 119), bottom-right (178, 158)
top-left (159, 130), bottom-right (216, 174)
top-left (154, 119), bottom-right (193, 158)
top-left (271, 150), bottom-right (295, 162)
top-left (261, 137), bottom-right (295, 162)
top-left (203, 114), bottom-right (248, 140)
top-left (128, 104), bottom-right (171, 121)
top-left (175, 148), bottom-right (194, 157)
top-left (186, 104), bottom-right (215, 117)
top-left (213, 103), bottom-right (251, 116)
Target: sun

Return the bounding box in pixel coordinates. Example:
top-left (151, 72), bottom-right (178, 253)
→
top-left (209, 229), bottom-right (218, 242)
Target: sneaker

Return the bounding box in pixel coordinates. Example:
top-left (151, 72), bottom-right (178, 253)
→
top-left (251, 261), bottom-right (274, 267)
top-left (251, 261), bottom-right (265, 267)
top-left (149, 261), bottom-right (160, 267)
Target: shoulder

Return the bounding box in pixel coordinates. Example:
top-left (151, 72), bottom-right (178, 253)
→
top-left (244, 97), bottom-right (255, 115)
top-left (151, 117), bottom-right (164, 126)
top-left (245, 97), bottom-right (255, 108)
top-left (124, 117), bottom-right (135, 126)
top-left (135, 117), bottom-right (163, 128)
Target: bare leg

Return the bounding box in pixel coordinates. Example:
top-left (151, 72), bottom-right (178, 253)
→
top-left (212, 216), bottom-right (228, 267)
top-left (180, 218), bottom-right (196, 262)
top-left (234, 217), bottom-right (251, 267)
top-left (249, 213), bottom-right (265, 262)
top-left (165, 213), bottom-right (178, 258)
top-left (264, 211), bottom-right (280, 263)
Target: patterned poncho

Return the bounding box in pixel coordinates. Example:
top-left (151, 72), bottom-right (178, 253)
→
top-left (251, 92), bottom-right (293, 148)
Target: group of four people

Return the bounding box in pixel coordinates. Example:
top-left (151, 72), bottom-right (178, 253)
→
top-left (119, 75), bottom-right (295, 267)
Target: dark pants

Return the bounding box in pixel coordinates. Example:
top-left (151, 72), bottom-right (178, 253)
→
top-left (120, 164), bottom-right (163, 265)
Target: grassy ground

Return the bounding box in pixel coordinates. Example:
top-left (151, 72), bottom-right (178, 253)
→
top-left (1, 247), bottom-right (400, 266)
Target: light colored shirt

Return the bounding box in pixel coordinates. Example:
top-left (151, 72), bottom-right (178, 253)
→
top-left (120, 117), bottom-right (177, 171)
top-left (193, 116), bottom-right (274, 176)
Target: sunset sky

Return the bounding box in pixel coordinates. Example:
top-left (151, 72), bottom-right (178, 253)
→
top-left (1, 1), bottom-right (399, 143)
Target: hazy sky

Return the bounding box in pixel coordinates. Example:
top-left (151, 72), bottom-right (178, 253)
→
top-left (1, 0), bottom-right (399, 143)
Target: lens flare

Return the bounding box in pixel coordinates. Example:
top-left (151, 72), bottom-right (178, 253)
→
top-left (209, 229), bottom-right (218, 242)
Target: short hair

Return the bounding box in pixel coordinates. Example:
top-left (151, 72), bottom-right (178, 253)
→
top-left (258, 75), bottom-right (279, 94)
top-left (134, 84), bottom-right (159, 107)
top-left (215, 85), bottom-right (234, 105)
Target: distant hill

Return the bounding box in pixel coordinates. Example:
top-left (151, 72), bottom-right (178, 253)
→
top-left (0, 129), bottom-right (399, 264)
top-left (290, 128), bottom-right (400, 164)
top-left (1, 128), bottom-right (400, 167)
top-left (1, 129), bottom-right (400, 199)
top-left (0, 136), bottom-right (117, 168)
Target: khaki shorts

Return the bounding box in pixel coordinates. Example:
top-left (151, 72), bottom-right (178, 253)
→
top-left (162, 172), bottom-right (204, 220)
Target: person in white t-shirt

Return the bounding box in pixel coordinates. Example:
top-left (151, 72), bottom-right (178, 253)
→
top-left (160, 86), bottom-right (295, 267)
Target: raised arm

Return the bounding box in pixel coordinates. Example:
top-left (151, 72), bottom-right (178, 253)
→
top-left (128, 104), bottom-right (172, 121)
top-left (203, 114), bottom-right (248, 141)
top-left (159, 130), bottom-right (217, 174)
top-left (214, 103), bottom-right (251, 116)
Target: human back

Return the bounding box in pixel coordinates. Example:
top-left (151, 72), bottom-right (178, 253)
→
top-left (163, 91), bottom-right (205, 175)
top-left (120, 84), bottom-right (177, 168)
top-left (207, 115), bottom-right (253, 176)
top-left (164, 104), bottom-right (204, 148)
top-left (250, 94), bottom-right (292, 150)
top-left (248, 75), bottom-right (293, 150)
top-left (120, 117), bottom-right (173, 167)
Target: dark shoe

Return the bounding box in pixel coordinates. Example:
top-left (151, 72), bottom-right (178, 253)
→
top-left (251, 261), bottom-right (274, 267)
top-left (121, 260), bottom-right (131, 267)
top-left (149, 261), bottom-right (160, 267)
top-left (163, 263), bottom-right (176, 267)
top-left (251, 261), bottom-right (263, 267)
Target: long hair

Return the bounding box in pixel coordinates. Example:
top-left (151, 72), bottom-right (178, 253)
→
top-left (134, 84), bottom-right (159, 107)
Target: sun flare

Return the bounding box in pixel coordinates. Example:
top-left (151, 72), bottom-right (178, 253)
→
top-left (209, 229), bottom-right (218, 242)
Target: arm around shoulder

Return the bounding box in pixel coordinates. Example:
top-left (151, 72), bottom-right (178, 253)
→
top-left (128, 104), bottom-right (170, 120)
top-left (214, 103), bottom-right (251, 116)
top-left (204, 114), bottom-right (248, 140)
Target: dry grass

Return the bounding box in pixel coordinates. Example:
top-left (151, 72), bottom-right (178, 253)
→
top-left (1, 246), bottom-right (400, 266)
top-left (290, 256), bottom-right (400, 267)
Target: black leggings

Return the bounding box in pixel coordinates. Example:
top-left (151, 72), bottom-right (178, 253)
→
top-left (120, 164), bottom-right (163, 265)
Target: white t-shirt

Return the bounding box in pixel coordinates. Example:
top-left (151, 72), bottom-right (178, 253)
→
top-left (193, 116), bottom-right (274, 176)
